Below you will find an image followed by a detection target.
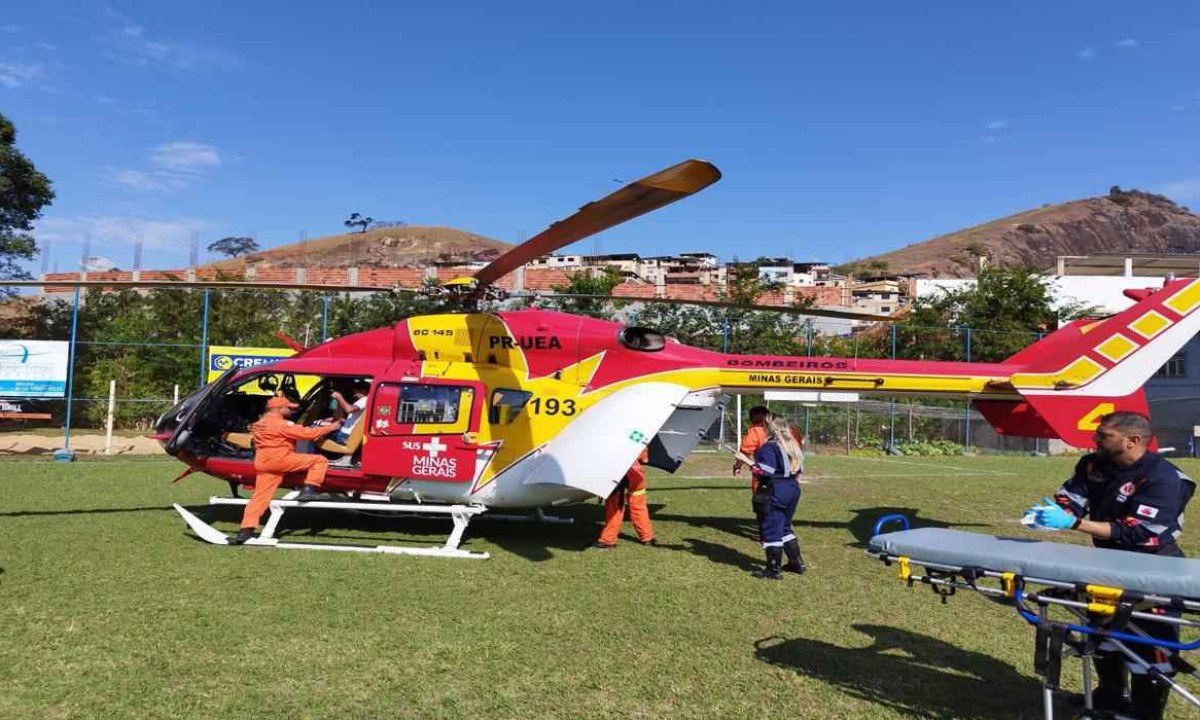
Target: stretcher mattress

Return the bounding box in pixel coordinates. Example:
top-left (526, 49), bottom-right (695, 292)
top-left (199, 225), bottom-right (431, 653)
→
top-left (868, 528), bottom-right (1200, 600)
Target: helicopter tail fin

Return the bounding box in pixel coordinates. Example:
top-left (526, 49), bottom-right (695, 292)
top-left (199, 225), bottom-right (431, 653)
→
top-left (979, 277), bottom-right (1200, 448)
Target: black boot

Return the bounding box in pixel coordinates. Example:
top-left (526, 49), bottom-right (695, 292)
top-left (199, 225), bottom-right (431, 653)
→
top-left (296, 485), bottom-right (322, 502)
top-left (782, 538), bottom-right (807, 574)
top-left (1129, 674), bottom-right (1171, 720)
top-left (1092, 653), bottom-right (1131, 715)
top-left (227, 528), bottom-right (255, 546)
top-left (753, 546), bottom-right (783, 580)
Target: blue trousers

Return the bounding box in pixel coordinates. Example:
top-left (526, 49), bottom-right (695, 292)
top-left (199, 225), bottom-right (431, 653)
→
top-left (758, 478), bottom-right (800, 548)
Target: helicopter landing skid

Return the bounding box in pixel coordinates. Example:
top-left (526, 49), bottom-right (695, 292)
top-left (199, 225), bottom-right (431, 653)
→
top-left (172, 493), bottom-right (490, 559)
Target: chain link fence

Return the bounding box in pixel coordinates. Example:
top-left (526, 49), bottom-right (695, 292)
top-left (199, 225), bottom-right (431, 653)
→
top-left (1, 287), bottom-right (1054, 455)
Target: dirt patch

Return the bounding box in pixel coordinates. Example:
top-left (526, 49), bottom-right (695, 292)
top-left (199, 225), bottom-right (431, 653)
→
top-left (0, 433), bottom-right (164, 456)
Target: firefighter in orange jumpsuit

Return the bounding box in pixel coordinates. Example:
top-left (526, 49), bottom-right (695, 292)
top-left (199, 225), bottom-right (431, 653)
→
top-left (594, 449), bottom-right (655, 548)
top-left (228, 395), bottom-right (343, 545)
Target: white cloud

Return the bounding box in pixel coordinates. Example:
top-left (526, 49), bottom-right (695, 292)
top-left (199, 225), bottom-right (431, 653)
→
top-left (102, 167), bottom-right (188, 191)
top-left (1, 25), bottom-right (22, 34)
top-left (99, 21), bottom-right (240, 70)
top-left (150, 141), bottom-right (221, 172)
top-left (0, 62), bottom-right (44, 89)
top-left (95, 94), bottom-right (116, 105)
top-left (986, 119), bottom-right (1009, 131)
top-left (1116, 38), bottom-right (1139, 49)
top-left (104, 141), bottom-right (223, 192)
top-left (1157, 179), bottom-right (1200, 204)
top-left (35, 42), bottom-right (58, 51)
top-left (1077, 46), bottom-right (1096, 62)
top-left (34, 216), bottom-right (209, 251)
top-left (982, 135), bottom-right (997, 145)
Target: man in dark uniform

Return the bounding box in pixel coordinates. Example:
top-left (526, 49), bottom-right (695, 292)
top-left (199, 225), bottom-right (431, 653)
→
top-left (1027, 411), bottom-right (1195, 720)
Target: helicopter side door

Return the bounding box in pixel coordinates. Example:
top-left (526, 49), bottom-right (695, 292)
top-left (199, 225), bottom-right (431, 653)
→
top-left (360, 379), bottom-right (483, 483)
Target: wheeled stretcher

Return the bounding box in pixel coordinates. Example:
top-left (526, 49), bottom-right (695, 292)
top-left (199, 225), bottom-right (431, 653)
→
top-left (867, 527), bottom-right (1200, 719)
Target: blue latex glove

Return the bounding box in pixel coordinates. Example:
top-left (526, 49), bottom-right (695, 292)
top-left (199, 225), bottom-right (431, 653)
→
top-left (1030, 497), bottom-right (1078, 530)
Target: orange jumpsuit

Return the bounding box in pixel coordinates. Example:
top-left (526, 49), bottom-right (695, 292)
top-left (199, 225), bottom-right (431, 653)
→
top-left (598, 450), bottom-right (654, 546)
top-left (740, 425), bottom-right (770, 494)
top-left (240, 414), bottom-right (338, 530)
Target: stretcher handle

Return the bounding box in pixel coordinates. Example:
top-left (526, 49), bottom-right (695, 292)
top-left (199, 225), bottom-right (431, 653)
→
top-left (872, 513), bottom-right (911, 537)
top-left (1014, 590), bottom-right (1200, 652)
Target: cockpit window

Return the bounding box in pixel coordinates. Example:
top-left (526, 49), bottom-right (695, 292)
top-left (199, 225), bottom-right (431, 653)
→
top-left (489, 388), bottom-right (532, 424)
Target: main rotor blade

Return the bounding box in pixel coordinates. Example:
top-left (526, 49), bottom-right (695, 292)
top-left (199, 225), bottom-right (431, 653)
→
top-left (0, 279), bottom-right (410, 293)
top-left (516, 293), bottom-right (893, 321)
top-left (471, 159), bottom-right (721, 291)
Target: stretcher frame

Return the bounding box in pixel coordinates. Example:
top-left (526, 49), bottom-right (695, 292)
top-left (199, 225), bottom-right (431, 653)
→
top-left (173, 490), bottom-right (490, 559)
top-left (868, 539), bottom-right (1200, 719)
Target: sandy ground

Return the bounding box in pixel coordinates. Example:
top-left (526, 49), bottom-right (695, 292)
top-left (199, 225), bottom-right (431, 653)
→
top-left (0, 433), bottom-right (164, 455)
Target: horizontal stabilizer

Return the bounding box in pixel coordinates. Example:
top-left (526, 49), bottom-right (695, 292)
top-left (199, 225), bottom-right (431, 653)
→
top-left (976, 390), bottom-right (1149, 449)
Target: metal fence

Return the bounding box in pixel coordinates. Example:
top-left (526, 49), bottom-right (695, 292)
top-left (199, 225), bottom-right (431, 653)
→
top-left (0, 287), bottom-right (1053, 455)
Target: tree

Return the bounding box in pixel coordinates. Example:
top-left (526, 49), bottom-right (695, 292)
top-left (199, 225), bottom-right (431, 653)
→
top-left (893, 267), bottom-right (1097, 362)
top-left (343, 213), bottom-right (374, 234)
top-left (634, 259), bottom-right (816, 356)
top-left (0, 112), bottom-right (55, 294)
top-left (543, 267), bottom-right (625, 318)
top-left (206, 236), bottom-right (259, 258)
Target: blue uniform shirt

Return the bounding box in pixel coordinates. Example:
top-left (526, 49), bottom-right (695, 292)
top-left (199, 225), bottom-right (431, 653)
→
top-left (1054, 451), bottom-right (1195, 554)
top-left (754, 441), bottom-right (796, 480)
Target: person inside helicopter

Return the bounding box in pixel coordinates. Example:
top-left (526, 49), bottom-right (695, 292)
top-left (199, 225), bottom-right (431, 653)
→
top-left (327, 379), bottom-right (370, 467)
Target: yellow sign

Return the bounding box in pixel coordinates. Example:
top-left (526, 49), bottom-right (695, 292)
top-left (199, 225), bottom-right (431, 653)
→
top-left (207, 346), bottom-right (296, 383)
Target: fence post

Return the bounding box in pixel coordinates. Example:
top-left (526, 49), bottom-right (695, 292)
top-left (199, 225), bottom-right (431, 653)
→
top-left (198, 289), bottom-right (211, 388)
top-left (173, 384), bottom-right (180, 405)
top-left (806, 321), bottom-right (813, 356)
top-left (722, 312), bottom-right (730, 353)
top-left (735, 394), bottom-right (743, 443)
top-left (963, 326), bottom-right (972, 453)
top-left (57, 285), bottom-right (81, 459)
top-left (845, 404), bottom-right (852, 455)
top-left (321, 295), bottom-right (330, 342)
top-left (964, 398), bottom-right (972, 453)
top-left (105, 379), bottom-right (115, 455)
top-left (889, 324), bottom-right (897, 450)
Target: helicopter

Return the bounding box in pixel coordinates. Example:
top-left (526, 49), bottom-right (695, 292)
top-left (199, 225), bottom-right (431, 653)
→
top-left (10, 159), bottom-right (1200, 557)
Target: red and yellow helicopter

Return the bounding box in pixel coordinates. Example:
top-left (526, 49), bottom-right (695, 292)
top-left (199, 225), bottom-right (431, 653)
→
top-left (15, 159), bottom-right (1200, 557)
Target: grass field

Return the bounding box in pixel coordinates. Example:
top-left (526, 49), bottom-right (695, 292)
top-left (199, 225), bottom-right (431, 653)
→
top-left (2, 453), bottom-right (1197, 719)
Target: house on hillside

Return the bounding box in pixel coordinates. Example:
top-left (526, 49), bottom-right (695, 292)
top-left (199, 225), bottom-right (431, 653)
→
top-left (851, 279), bottom-right (904, 315)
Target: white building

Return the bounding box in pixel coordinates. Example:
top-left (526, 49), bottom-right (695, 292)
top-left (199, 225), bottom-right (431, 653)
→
top-left (527, 254), bottom-right (583, 269)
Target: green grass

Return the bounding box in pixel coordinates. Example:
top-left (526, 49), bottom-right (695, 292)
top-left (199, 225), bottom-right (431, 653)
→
top-left (2, 453), bottom-right (1197, 719)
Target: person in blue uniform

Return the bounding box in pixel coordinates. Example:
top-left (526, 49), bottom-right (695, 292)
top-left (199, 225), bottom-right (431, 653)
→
top-left (1026, 411), bottom-right (1195, 720)
top-left (744, 416), bottom-right (806, 580)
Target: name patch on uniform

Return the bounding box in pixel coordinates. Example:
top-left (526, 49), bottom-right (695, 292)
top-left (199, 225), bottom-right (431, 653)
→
top-left (1136, 504), bottom-right (1159, 519)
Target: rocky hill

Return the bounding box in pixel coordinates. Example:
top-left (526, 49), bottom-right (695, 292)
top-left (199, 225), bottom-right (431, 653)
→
top-left (847, 188), bottom-right (1200, 278)
top-left (205, 225), bottom-right (511, 271)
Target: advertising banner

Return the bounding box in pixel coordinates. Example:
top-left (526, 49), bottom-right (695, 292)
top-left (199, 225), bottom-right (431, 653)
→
top-left (0, 340), bottom-right (70, 398)
top-left (206, 346), bottom-right (296, 383)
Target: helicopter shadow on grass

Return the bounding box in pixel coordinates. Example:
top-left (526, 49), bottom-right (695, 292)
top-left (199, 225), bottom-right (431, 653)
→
top-left (0, 504), bottom-right (176, 519)
top-left (647, 506), bottom-right (987, 573)
top-left (180, 499), bottom-right (616, 562)
top-left (755, 623), bottom-right (1048, 719)
top-left (818, 506), bottom-right (990, 549)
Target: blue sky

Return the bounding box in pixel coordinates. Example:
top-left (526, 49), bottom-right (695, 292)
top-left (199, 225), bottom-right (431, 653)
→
top-left (2, 1), bottom-right (1198, 272)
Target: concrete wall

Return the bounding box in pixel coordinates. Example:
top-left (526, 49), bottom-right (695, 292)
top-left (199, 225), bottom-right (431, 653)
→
top-left (1145, 335), bottom-right (1200, 454)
